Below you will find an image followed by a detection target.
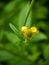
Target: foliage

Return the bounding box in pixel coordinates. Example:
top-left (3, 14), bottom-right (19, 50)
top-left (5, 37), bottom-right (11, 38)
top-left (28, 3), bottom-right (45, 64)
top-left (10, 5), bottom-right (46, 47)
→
top-left (0, 0), bottom-right (49, 65)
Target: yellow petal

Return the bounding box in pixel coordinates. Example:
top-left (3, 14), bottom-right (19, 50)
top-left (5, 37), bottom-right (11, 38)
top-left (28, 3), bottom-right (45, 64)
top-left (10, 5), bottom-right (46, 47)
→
top-left (31, 27), bottom-right (38, 33)
top-left (21, 26), bottom-right (27, 32)
top-left (22, 32), bottom-right (27, 38)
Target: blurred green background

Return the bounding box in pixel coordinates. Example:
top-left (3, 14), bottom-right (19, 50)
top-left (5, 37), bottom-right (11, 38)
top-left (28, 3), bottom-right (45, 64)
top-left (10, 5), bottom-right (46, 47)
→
top-left (0, 0), bottom-right (49, 65)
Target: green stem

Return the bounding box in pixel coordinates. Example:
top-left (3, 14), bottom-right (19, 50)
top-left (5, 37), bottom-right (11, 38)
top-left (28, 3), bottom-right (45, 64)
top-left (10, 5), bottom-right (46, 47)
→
top-left (24, 0), bottom-right (34, 26)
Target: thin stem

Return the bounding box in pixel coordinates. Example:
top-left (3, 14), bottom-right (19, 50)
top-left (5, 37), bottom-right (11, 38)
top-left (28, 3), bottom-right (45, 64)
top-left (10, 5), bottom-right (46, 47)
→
top-left (24, 0), bottom-right (34, 26)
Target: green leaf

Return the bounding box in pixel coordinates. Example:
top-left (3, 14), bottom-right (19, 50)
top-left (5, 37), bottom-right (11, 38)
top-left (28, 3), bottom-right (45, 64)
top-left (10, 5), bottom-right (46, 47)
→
top-left (35, 5), bottom-right (47, 19)
top-left (9, 23), bottom-right (22, 39)
top-left (18, 2), bottom-right (32, 29)
top-left (36, 22), bottom-right (47, 30)
top-left (0, 31), bottom-right (4, 42)
top-left (5, 31), bottom-right (20, 43)
top-left (43, 44), bottom-right (49, 59)
top-left (0, 50), bottom-right (15, 61)
top-left (28, 52), bottom-right (41, 62)
top-left (31, 32), bottom-right (47, 42)
top-left (4, 1), bottom-right (16, 12)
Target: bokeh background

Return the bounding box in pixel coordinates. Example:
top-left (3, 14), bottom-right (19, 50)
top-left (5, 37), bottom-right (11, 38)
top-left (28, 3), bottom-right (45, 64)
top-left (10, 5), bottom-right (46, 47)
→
top-left (0, 0), bottom-right (49, 65)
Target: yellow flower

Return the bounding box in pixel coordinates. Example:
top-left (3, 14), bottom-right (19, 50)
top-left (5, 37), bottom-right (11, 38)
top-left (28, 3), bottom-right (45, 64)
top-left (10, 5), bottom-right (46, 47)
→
top-left (26, 29), bottom-right (32, 38)
top-left (21, 26), bottom-right (27, 32)
top-left (21, 26), bottom-right (27, 38)
top-left (30, 27), bottom-right (38, 33)
top-left (21, 26), bottom-right (38, 39)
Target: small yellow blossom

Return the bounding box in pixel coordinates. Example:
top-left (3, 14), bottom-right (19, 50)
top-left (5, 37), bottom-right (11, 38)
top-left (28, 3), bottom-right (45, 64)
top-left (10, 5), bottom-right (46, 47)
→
top-left (21, 26), bottom-right (38, 39)
top-left (21, 26), bottom-right (28, 38)
top-left (31, 27), bottom-right (38, 33)
top-left (21, 26), bottom-right (27, 32)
